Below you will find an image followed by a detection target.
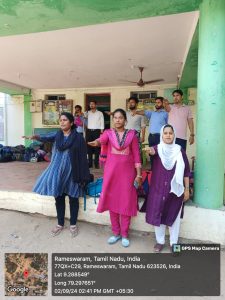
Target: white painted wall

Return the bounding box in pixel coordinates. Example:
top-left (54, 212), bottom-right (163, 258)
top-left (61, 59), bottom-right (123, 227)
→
top-left (0, 93), bottom-right (6, 145)
top-left (6, 95), bottom-right (24, 146)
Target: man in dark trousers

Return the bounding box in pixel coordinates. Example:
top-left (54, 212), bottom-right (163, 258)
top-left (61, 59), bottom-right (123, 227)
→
top-left (85, 101), bottom-right (104, 168)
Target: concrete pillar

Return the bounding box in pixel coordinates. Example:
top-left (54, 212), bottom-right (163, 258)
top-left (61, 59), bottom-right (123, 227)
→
top-left (24, 95), bottom-right (32, 147)
top-left (195, 0), bottom-right (225, 208)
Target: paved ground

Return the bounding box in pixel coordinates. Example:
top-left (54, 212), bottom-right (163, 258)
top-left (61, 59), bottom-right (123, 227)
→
top-left (0, 162), bottom-right (224, 299)
top-left (0, 161), bottom-right (103, 192)
top-left (0, 209), bottom-right (224, 300)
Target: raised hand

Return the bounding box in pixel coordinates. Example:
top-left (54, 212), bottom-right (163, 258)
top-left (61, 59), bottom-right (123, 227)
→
top-left (189, 135), bottom-right (195, 145)
top-left (88, 140), bottom-right (100, 147)
top-left (22, 135), bottom-right (38, 140)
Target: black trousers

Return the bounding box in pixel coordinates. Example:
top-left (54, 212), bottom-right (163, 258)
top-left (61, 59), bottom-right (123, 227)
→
top-left (148, 133), bottom-right (160, 169)
top-left (55, 194), bottom-right (79, 226)
top-left (86, 129), bottom-right (101, 167)
top-left (175, 138), bottom-right (187, 151)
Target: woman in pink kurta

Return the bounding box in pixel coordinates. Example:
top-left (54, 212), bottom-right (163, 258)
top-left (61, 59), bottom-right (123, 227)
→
top-left (88, 109), bottom-right (142, 247)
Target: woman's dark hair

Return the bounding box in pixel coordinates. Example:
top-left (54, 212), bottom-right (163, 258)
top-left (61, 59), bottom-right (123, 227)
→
top-left (60, 112), bottom-right (76, 130)
top-left (172, 89), bottom-right (183, 96)
top-left (75, 105), bottom-right (82, 110)
top-left (112, 108), bottom-right (127, 121)
top-left (163, 124), bottom-right (174, 132)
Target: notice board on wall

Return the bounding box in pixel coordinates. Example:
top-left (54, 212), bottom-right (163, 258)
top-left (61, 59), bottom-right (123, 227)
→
top-left (42, 100), bottom-right (73, 125)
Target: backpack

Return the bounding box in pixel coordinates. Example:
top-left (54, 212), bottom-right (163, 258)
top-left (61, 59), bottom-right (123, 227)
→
top-left (83, 177), bottom-right (102, 211)
top-left (11, 145), bottom-right (25, 161)
top-left (87, 177), bottom-right (103, 197)
top-left (0, 146), bottom-right (14, 162)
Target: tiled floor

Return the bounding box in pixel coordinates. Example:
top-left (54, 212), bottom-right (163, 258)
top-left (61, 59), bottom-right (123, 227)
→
top-left (0, 161), bottom-right (103, 192)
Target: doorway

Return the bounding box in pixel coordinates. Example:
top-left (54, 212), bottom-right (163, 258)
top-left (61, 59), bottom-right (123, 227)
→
top-left (85, 93), bottom-right (111, 129)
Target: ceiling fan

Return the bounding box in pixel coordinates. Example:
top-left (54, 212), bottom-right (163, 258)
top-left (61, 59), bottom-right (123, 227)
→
top-left (122, 66), bottom-right (164, 87)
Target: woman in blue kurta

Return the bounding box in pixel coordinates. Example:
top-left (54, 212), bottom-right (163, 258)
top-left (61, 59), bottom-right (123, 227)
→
top-left (23, 112), bottom-right (90, 237)
top-left (142, 124), bottom-right (190, 252)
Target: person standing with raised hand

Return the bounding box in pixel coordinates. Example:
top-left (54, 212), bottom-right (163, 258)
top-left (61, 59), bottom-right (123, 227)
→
top-left (88, 109), bottom-right (142, 247)
top-left (163, 89), bottom-right (194, 151)
top-left (23, 112), bottom-right (90, 238)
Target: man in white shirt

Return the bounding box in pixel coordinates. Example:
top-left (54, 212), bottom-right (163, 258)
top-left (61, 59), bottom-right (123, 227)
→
top-left (86, 101), bottom-right (104, 168)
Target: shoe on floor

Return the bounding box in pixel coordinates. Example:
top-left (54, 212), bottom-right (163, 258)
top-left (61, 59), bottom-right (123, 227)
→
top-left (153, 243), bottom-right (164, 253)
top-left (51, 225), bottom-right (64, 237)
top-left (122, 237), bottom-right (130, 247)
top-left (70, 225), bottom-right (78, 238)
top-left (107, 235), bottom-right (121, 244)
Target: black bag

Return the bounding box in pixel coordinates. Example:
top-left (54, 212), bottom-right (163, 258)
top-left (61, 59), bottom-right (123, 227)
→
top-left (11, 145), bottom-right (25, 161)
top-left (23, 147), bottom-right (38, 162)
top-left (0, 146), bottom-right (14, 162)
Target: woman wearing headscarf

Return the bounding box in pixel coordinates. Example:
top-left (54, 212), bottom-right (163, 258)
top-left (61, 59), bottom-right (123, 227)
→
top-left (142, 124), bottom-right (190, 252)
top-left (23, 112), bottom-right (90, 237)
top-left (88, 109), bottom-right (142, 247)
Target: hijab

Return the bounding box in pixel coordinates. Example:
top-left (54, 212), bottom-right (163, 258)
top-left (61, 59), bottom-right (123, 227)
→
top-left (157, 125), bottom-right (185, 197)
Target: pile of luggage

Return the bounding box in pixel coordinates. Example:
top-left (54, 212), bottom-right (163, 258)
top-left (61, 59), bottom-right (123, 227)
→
top-left (0, 143), bottom-right (51, 163)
